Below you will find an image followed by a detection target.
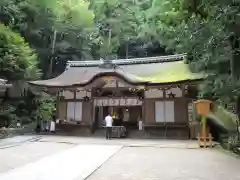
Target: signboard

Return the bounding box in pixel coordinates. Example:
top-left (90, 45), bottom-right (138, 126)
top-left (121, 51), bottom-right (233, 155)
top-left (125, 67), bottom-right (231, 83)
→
top-left (102, 76), bottom-right (115, 83)
top-left (94, 98), bottom-right (142, 106)
top-left (101, 76), bottom-right (134, 88)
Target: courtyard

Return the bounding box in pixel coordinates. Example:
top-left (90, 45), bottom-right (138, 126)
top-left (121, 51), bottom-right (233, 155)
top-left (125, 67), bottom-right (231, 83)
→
top-left (0, 135), bottom-right (240, 180)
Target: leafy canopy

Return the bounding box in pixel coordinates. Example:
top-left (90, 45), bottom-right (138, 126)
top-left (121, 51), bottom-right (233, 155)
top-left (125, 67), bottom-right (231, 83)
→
top-left (0, 23), bottom-right (40, 81)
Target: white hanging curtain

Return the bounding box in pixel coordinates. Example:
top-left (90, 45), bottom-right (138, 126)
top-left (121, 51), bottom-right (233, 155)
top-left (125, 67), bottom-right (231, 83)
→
top-left (155, 101), bottom-right (165, 122)
top-left (74, 102), bottom-right (83, 121)
top-left (67, 102), bottom-right (83, 121)
top-left (67, 102), bottom-right (75, 121)
top-left (165, 101), bottom-right (175, 122)
top-left (155, 101), bottom-right (175, 122)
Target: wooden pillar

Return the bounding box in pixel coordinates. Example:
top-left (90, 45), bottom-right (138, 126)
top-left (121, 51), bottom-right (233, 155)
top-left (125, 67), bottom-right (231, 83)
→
top-left (142, 89), bottom-right (145, 123)
top-left (56, 88), bottom-right (60, 119)
top-left (209, 133), bottom-right (213, 148)
top-left (202, 116), bottom-right (207, 148)
top-left (163, 88), bottom-right (167, 99)
top-left (142, 89), bottom-right (147, 135)
top-left (92, 96), bottom-right (95, 126)
top-left (197, 133), bottom-right (201, 148)
top-left (73, 90), bottom-right (76, 121)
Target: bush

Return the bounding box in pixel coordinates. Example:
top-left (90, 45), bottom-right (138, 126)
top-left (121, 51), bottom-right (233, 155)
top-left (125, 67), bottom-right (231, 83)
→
top-left (34, 96), bottom-right (56, 122)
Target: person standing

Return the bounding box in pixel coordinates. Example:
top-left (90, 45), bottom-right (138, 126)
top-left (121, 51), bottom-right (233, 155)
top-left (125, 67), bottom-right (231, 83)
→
top-left (138, 116), bottom-right (143, 131)
top-left (105, 114), bottom-right (113, 140)
top-left (50, 113), bottom-right (56, 133)
top-left (16, 120), bottom-right (21, 128)
top-left (44, 120), bottom-right (49, 132)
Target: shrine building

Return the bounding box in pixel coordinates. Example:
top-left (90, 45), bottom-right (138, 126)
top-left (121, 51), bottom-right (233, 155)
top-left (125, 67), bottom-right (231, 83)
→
top-left (28, 53), bottom-right (203, 139)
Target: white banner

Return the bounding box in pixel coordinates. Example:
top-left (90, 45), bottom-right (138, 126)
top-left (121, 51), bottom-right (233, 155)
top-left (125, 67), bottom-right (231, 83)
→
top-left (95, 98), bottom-right (142, 106)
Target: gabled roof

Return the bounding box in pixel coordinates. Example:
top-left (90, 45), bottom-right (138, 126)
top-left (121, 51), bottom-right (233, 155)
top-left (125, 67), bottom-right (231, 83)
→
top-left (28, 54), bottom-right (204, 88)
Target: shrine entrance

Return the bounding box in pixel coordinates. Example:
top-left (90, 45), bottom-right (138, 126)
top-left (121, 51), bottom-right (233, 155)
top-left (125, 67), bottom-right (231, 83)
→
top-left (91, 76), bottom-right (145, 131)
top-left (93, 98), bottom-right (143, 130)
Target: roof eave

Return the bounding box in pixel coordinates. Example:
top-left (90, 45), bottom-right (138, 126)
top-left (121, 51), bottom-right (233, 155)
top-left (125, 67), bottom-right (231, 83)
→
top-left (146, 78), bottom-right (204, 86)
top-left (27, 81), bottom-right (74, 89)
top-left (27, 78), bottom-right (203, 89)
top-left (72, 72), bottom-right (149, 87)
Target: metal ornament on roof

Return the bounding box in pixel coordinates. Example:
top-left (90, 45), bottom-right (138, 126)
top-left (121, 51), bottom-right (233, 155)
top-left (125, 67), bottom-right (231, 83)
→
top-left (67, 53), bottom-right (187, 67)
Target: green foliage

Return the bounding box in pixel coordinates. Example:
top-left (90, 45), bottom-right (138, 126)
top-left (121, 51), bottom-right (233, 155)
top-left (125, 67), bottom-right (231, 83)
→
top-left (2, 0), bottom-right (240, 127)
top-left (207, 104), bottom-right (238, 132)
top-left (88, 0), bottom-right (153, 58)
top-left (34, 96), bottom-right (55, 122)
top-left (0, 23), bottom-right (40, 80)
top-left (0, 103), bottom-right (17, 127)
top-left (1, 91), bottom-right (56, 126)
top-left (0, 0), bottom-right (96, 78)
top-left (0, 0), bottom-right (95, 126)
top-left (135, 0), bottom-right (240, 102)
top-left (52, 0), bottom-right (94, 30)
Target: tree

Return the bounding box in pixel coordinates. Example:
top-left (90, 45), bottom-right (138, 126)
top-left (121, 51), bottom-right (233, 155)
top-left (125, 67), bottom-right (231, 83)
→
top-left (0, 0), bottom-right (97, 126)
top-left (0, 23), bottom-right (42, 126)
top-left (0, 0), bottom-right (95, 78)
top-left (88, 0), bottom-right (168, 59)
top-left (134, 0), bottom-right (240, 103)
top-left (0, 23), bottom-right (40, 81)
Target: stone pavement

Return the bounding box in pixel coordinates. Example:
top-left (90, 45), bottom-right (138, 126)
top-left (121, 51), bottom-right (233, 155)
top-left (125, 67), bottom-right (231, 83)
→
top-left (0, 135), bottom-right (41, 149)
top-left (38, 135), bottom-right (200, 149)
top-left (87, 147), bottom-right (240, 180)
top-left (0, 141), bottom-right (73, 173)
top-left (0, 135), bottom-right (239, 180)
top-left (0, 143), bottom-right (122, 180)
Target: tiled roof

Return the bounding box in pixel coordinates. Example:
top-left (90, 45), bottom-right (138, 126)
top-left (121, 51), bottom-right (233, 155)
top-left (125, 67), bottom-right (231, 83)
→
top-left (28, 54), bottom-right (204, 88)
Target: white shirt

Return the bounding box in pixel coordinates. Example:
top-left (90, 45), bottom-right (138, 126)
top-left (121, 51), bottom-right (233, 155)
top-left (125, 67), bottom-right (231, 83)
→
top-left (105, 115), bottom-right (113, 127)
top-left (17, 123), bottom-right (21, 128)
top-left (138, 121), bottom-right (143, 131)
top-left (123, 111), bottom-right (129, 122)
top-left (50, 121), bottom-right (55, 131)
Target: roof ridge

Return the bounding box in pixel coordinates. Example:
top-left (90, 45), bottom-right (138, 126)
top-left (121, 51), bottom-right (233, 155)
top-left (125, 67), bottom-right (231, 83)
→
top-left (67, 53), bottom-right (187, 67)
